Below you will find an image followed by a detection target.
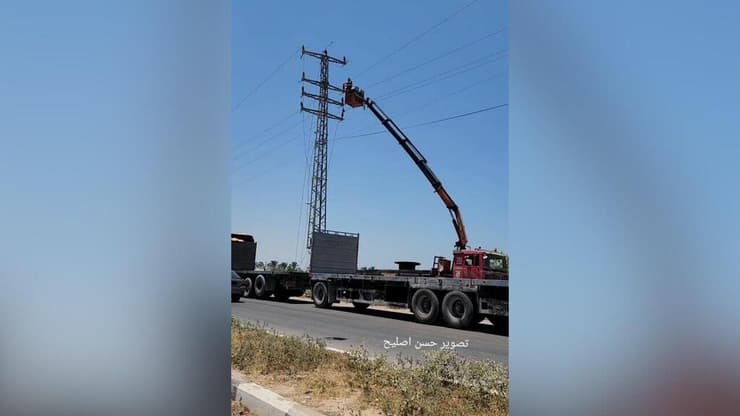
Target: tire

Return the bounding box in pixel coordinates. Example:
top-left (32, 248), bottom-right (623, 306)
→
top-left (352, 302), bottom-right (370, 310)
top-left (231, 294), bottom-right (241, 303)
top-left (312, 281), bottom-right (331, 308)
top-left (411, 289), bottom-right (440, 324)
top-left (243, 277), bottom-right (254, 298)
top-left (441, 291), bottom-right (475, 329)
top-left (253, 274), bottom-right (270, 299)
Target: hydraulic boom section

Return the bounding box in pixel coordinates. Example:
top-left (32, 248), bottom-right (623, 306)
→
top-left (343, 79), bottom-right (469, 250)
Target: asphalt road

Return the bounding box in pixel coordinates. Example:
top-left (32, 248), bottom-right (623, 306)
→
top-left (231, 297), bottom-right (508, 365)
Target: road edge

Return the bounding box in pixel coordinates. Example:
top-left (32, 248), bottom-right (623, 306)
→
top-left (231, 377), bottom-right (326, 416)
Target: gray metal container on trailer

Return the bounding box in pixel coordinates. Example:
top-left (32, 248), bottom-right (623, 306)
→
top-left (231, 233), bottom-right (256, 271)
top-left (309, 230), bottom-right (359, 274)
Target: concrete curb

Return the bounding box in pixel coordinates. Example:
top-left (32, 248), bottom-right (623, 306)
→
top-left (231, 378), bottom-right (326, 416)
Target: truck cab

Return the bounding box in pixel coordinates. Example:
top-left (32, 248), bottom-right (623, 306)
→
top-left (434, 249), bottom-right (508, 280)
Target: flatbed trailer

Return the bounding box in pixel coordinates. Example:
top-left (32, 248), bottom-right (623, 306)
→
top-left (309, 271), bottom-right (508, 330)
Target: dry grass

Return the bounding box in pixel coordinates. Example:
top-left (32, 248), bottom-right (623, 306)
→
top-left (231, 319), bottom-right (330, 375)
top-left (231, 318), bottom-right (508, 416)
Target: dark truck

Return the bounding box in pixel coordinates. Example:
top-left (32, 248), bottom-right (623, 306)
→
top-left (231, 233), bottom-right (311, 301)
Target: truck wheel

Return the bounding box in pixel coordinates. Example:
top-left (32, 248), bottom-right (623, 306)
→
top-left (411, 289), bottom-right (440, 324)
top-left (231, 294), bottom-right (241, 303)
top-left (254, 274), bottom-right (270, 299)
top-left (441, 291), bottom-right (475, 329)
top-left (243, 277), bottom-right (254, 298)
top-left (352, 302), bottom-right (370, 311)
top-left (312, 281), bottom-right (331, 308)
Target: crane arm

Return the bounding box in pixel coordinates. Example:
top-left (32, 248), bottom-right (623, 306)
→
top-left (343, 79), bottom-right (468, 250)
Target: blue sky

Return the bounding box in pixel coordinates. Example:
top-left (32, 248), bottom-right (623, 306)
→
top-left (232, 0), bottom-right (508, 269)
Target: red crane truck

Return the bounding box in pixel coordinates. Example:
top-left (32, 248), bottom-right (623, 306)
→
top-left (308, 80), bottom-right (509, 330)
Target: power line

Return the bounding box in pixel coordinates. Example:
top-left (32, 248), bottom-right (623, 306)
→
top-left (232, 132), bottom-right (303, 174)
top-left (295, 113), bottom-right (315, 263)
top-left (231, 158), bottom-right (286, 188)
top-left (376, 51), bottom-right (503, 98)
top-left (336, 104), bottom-right (508, 141)
top-left (293, 139), bottom-right (310, 263)
top-left (327, 120), bottom-right (342, 172)
top-left (380, 62), bottom-right (506, 102)
top-left (337, 50), bottom-right (507, 139)
top-left (355, 0), bottom-right (481, 77)
top-left (232, 47), bottom-right (301, 112)
top-left (366, 28), bottom-right (507, 88)
top-left (297, 118), bottom-right (314, 268)
top-left (232, 110), bottom-right (299, 155)
top-left (233, 109), bottom-right (318, 176)
top-left (409, 103), bottom-right (507, 128)
top-left (232, 119), bottom-right (314, 187)
top-left (232, 43), bottom-right (334, 177)
top-left (342, 55), bottom-right (507, 136)
top-left (231, 60), bottom-right (505, 179)
top-left (398, 73), bottom-right (504, 118)
top-left (346, 72), bottom-right (505, 136)
top-left (301, 112), bottom-right (309, 165)
top-left (233, 118), bottom-right (303, 162)
top-left (377, 50), bottom-right (508, 100)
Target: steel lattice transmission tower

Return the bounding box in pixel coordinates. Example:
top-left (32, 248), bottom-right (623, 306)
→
top-left (300, 46), bottom-right (346, 249)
